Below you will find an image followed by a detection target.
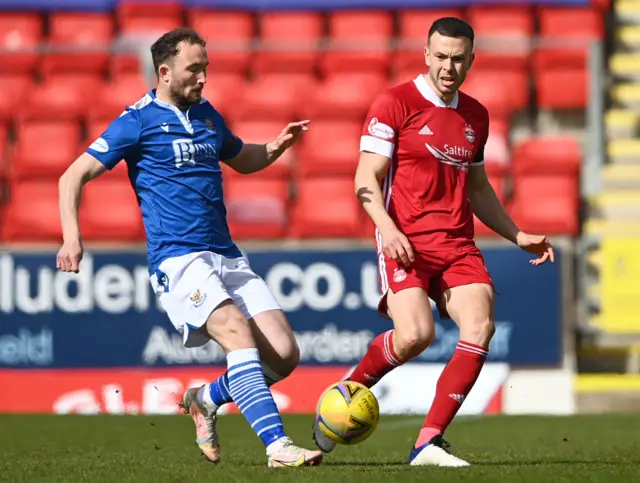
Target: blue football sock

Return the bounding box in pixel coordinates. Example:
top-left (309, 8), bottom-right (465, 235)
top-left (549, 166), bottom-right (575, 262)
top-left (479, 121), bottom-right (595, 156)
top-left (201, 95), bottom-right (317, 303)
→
top-left (225, 348), bottom-right (287, 446)
top-left (208, 362), bottom-right (283, 407)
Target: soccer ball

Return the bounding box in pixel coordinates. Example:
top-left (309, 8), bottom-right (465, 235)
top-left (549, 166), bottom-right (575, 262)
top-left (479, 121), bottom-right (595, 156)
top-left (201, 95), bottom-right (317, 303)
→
top-left (314, 381), bottom-right (380, 445)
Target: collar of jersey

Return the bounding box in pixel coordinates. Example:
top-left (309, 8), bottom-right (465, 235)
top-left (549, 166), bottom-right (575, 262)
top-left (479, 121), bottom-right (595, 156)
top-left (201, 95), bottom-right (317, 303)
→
top-left (413, 75), bottom-right (459, 109)
top-left (149, 89), bottom-right (195, 134)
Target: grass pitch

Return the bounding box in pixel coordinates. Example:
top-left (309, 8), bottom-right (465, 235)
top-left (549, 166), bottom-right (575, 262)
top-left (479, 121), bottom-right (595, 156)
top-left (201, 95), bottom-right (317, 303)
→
top-left (1, 414), bottom-right (639, 482)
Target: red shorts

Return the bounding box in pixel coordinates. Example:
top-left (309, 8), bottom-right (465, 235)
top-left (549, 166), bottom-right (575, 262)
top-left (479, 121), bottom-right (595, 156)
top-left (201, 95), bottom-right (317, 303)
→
top-left (377, 245), bottom-right (494, 319)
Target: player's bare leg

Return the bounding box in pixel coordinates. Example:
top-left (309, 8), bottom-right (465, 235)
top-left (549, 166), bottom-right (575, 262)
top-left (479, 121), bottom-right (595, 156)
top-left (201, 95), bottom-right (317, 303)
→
top-left (194, 309), bottom-right (300, 457)
top-left (349, 287), bottom-right (435, 385)
top-left (181, 300), bottom-right (322, 467)
top-left (205, 309), bottom-right (300, 407)
top-left (250, 309), bottom-right (301, 379)
top-left (315, 287), bottom-right (435, 453)
top-left (410, 282), bottom-right (494, 467)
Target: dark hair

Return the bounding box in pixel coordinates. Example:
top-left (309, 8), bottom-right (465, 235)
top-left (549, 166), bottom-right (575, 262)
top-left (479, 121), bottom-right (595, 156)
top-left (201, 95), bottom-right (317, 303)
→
top-left (150, 28), bottom-right (207, 74)
top-left (428, 17), bottom-right (475, 46)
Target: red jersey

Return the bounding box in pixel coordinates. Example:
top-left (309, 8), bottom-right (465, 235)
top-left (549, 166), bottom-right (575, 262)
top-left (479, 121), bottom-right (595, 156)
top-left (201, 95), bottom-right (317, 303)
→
top-left (360, 74), bottom-right (489, 252)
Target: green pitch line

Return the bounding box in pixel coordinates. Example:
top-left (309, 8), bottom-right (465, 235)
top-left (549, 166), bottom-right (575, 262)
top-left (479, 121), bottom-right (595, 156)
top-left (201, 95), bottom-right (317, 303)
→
top-left (1, 414), bottom-right (639, 482)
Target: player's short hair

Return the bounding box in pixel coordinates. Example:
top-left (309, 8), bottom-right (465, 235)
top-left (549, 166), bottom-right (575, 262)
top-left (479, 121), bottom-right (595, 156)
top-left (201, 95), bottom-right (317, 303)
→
top-left (150, 28), bottom-right (207, 74)
top-left (428, 17), bottom-right (475, 46)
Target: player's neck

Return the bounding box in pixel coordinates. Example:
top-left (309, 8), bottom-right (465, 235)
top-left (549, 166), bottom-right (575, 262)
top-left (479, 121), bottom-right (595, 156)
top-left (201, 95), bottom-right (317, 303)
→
top-left (155, 88), bottom-right (189, 112)
top-left (423, 74), bottom-right (456, 106)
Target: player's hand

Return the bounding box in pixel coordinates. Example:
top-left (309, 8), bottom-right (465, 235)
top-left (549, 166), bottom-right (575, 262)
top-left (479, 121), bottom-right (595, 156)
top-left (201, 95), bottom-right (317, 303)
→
top-left (380, 226), bottom-right (415, 267)
top-left (267, 120), bottom-right (310, 154)
top-left (516, 232), bottom-right (555, 266)
top-left (56, 238), bottom-right (84, 273)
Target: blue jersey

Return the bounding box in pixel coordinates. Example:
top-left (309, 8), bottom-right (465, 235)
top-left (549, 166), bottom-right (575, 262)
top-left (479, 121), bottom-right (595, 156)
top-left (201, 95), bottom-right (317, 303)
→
top-left (87, 89), bottom-right (243, 274)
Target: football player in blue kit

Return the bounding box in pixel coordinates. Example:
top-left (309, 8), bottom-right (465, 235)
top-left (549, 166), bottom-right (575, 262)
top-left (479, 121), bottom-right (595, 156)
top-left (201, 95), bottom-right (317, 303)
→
top-left (56, 28), bottom-right (322, 468)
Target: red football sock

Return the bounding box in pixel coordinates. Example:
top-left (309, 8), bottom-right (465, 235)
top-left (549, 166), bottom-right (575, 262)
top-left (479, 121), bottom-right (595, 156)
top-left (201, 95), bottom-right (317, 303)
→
top-left (416, 341), bottom-right (488, 447)
top-left (347, 330), bottom-right (403, 388)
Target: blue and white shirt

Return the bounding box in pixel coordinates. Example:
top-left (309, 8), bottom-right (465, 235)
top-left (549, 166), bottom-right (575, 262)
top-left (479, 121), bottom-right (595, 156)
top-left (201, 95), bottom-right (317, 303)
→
top-left (87, 89), bottom-right (244, 274)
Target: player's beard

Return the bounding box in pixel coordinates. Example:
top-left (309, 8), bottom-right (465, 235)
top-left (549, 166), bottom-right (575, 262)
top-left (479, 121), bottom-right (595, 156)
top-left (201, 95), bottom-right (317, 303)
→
top-left (169, 83), bottom-right (203, 110)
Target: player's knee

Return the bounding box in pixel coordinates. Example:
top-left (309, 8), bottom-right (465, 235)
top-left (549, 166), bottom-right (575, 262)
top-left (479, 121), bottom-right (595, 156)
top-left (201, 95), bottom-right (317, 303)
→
top-left (393, 324), bottom-right (435, 362)
top-left (284, 348), bottom-right (300, 376)
top-left (277, 340), bottom-right (300, 377)
top-left (461, 314), bottom-right (495, 347)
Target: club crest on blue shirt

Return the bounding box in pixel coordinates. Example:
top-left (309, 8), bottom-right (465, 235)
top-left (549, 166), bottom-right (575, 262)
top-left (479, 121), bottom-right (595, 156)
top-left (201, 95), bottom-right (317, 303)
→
top-left (205, 119), bottom-right (216, 133)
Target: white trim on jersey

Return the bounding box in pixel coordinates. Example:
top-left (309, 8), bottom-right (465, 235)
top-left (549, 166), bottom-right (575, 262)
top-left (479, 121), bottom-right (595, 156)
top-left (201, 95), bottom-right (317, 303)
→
top-left (153, 98), bottom-right (194, 134)
top-left (413, 74), bottom-right (459, 109)
top-left (360, 135), bottom-right (394, 158)
top-left (375, 160), bottom-right (395, 294)
top-left (470, 160), bottom-right (485, 166)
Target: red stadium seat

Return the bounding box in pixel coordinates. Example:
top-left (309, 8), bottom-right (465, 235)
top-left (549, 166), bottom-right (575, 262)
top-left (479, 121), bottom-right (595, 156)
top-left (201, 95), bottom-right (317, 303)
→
top-left (322, 11), bottom-right (393, 74)
top-left (303, 72), bottom-right (386, 120)
top-left (389, 67), bottom-right (423, 88)
top-left (290, 176), bottom-right (361, 238)
top-left (201, 72), bottom-right (246, 118)
top-left (42, 13), bottom-right (113, 75)
top-left (509, 174), bottom-right (579, 235)
top-left (90, 73), bottom-right (148, 120)
top-left (86, 117), bottom-right (112, 144)
top-left (254, 12), bottom-right (322, 74)
top-left (394, 9), bottom-right (465, 73)
top-left (0, 13), bottom-right (42, 73)
top-left (189, 10), bottom-right (254, 74)
top-left (117, 1), bottom-right (183, 37)
top-left (534, 7), bottom-right (603, 71)
top-left (1, 180), bottom-right (61, 241)
top-left (225, 177), bottom-right (289, 240)
top-left (120, 16), bottom-right (182, 37)
top-left (110, 53), bottom-right (141, 78)
top-left (79, 178), bottom-right (144, 241)
top-left (235, 73), bottom-right (315, 121)
top-left (0, 74), bottom-right (34, 121)
top-left (297, 120), bottom-right (361, 176)
top-left (467, 7), bottom-right (533, 70)
top-left (0, 124), bottom-right (9, 181)
top-left (11, 120), bottom-right (81, 179)
top-left (484, 118), bottom-right (511, 175)
top-left (512, 137), bottom-right (581, 176)
top-left (227, 120), bottom-right (294, 178)
top-left (536, 68), bottom-right (587, 110)
top-left (462, 69), bottom-right (529, 117)
top-left (19, 74), bottom-right (103, 121)
top-left (473, 173), bottom-right (508, 237)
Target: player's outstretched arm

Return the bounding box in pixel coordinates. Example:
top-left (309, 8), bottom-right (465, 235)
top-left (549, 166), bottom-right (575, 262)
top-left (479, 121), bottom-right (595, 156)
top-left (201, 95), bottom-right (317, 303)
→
top-left (57, 153), bottom-right (107, 273)
top-left (355, 151), bottom-right (414, 267)
top-left (467, 165), bottom-right (554, 265)
top-left (223, 121), bottom-right (309, 174)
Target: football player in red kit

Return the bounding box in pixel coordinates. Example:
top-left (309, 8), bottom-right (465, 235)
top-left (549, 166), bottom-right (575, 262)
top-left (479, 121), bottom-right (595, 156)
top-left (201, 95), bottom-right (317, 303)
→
top-left (313, 17), bottom-right (555, 466)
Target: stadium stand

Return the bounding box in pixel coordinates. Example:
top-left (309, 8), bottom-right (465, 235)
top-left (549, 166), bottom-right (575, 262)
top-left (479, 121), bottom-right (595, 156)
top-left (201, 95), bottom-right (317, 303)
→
top-left (0, 1), bottom-right (606, 246)
top-left (579, 0), bottom-right (640, 343)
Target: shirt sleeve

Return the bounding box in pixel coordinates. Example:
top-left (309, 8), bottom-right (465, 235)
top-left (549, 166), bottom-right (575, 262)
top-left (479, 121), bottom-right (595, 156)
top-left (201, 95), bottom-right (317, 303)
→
top-left (86, 109), bottom-right (141, 170)
top-left (360, 91), bottom-right (403, 159)
top-left (218, 114), bottom-right (244, 161)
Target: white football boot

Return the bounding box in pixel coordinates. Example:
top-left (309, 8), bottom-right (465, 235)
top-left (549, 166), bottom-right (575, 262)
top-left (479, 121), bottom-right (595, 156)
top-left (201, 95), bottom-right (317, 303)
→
top-left (408, 435), bottom-right (471, 467)
top-left (267, 437), bottom-right (324, 468)
top-left (179, 385), bottom-right (221, 463)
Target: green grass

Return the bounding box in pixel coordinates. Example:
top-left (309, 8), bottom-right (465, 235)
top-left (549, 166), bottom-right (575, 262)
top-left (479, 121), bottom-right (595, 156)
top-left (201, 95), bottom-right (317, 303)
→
top-left (1, 414), bottom-right (640, 482)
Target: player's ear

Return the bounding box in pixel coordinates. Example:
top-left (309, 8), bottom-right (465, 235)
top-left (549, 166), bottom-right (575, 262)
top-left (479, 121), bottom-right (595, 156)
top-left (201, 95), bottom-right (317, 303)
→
top-left (468, 52), bottom-right (475, 69)
top-left (424, 46), bottom-right (431, 67)
top-left (158, 64), bottom-right (171, 82)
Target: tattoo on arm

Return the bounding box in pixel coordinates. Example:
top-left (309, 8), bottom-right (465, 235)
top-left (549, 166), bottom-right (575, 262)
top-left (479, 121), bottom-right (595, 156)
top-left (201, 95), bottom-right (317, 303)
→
top-left (357, 187), bottom-right (373, 204)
